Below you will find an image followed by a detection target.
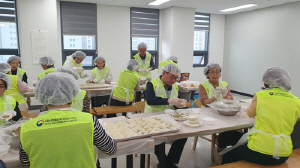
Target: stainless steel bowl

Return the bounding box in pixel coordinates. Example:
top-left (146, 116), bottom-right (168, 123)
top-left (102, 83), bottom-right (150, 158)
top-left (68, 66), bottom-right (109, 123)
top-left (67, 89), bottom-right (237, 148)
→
top-left (217, 109), bottom-right (239, 116)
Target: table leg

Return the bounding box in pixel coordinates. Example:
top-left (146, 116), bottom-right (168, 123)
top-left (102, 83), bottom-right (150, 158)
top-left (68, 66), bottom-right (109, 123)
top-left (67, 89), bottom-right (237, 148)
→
top-left (127, 154), bottom-right (133, 168)
top-left (140, 154), bottom-right (145, 168)
top-left (112, 158), bottom-right (117, 168)
top-left (159, 142), bottom-right (166, 168)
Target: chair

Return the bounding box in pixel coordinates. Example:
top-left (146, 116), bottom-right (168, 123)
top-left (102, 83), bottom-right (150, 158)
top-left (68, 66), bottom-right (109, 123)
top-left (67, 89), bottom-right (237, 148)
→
top-left (192, 98), bottom-right (218, 162)
top-left (133, 101), bottom-right (145, 113)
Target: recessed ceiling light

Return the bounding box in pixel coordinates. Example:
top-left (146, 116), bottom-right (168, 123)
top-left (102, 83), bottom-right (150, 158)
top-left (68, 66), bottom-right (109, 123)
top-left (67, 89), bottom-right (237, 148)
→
top-left (148, 0), bottom-right (170, 6)
top-left (220, 4), bottom-right (257, 12)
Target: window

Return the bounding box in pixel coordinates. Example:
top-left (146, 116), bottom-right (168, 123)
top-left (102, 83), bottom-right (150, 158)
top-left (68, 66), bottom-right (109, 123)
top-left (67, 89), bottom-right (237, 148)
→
top-left (193, 12), bottom-right (210, 67)
top-left (0, 0), bottom-right (19, 63)
top-left (60, 2), bottom-right (97, 69)
top-left (130, 7), bottom-right (159, 68)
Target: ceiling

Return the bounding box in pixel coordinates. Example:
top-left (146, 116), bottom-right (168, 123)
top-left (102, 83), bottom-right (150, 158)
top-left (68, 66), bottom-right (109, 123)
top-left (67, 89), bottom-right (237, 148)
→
top-left (64, 0), bottom-right (300, 15)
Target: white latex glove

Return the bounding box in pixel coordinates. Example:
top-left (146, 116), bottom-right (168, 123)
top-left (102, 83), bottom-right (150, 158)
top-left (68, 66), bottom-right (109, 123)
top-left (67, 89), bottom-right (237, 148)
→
top-left (146, 68), bottom-right (152, 73)
top-left (221, 88), bottom-right (228, 97)
top-left (215, 87), bottom-right (222, 99)
top-left (100, 79), bottom-right (105, 84)
top-left (168, 98), bottom-right (179, 105)
top-left (138, 69), bottom-right (147, 72)
top-left (73, 67), bottom-right (84, 72)
top-left (92, 79), bottom-right (98, 83)
top-left (0, 111), bottom-right (17, 121)
top-left (81, 72), bottom-right (88, 78)
top-left (176, 99), bottom-right (187, 108)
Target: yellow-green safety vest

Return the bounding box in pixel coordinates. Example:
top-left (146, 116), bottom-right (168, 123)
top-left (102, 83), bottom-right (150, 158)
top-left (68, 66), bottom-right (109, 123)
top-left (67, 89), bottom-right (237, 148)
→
top-left (247, 88), bottom-right (300, 157)
top-left (4, 75), bottom-right (26, 105)
top-left (202, 80), bottom-right (228, 99)
top-left (0, 95), bottom-right (16, 115)
top-left (71, 89), bottom-right (87, 112)
top-left (113, 69), bottom-right (139, 102)
top-left (20, 110), bottom-right (95, 168)
top-left (144, 78), bottom-right (178, 113)
top-left (92, 67), bottom-right (109, 83)
top-left (134, 52), bottom-right (152, 78)
top-left (37, 67), bottom-right (55, 79)
top-left (11, 67), bottom-right (26, 81)
top-left (63, 58), bottom-right (83, 74)
top-left (158, 60), bottom-right (178, 74)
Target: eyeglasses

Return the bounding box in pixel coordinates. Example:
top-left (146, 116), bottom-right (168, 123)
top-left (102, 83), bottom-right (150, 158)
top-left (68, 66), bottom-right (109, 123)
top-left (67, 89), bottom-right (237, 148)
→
top-left (209, 71), bottom-right (221, 75)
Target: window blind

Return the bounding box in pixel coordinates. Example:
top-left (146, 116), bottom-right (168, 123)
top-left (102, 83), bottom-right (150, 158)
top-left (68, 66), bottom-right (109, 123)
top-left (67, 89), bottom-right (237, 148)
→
top-left (0, 0), bottom-right (16, 22)
top-left (194, 12), bottom-right (210, 31)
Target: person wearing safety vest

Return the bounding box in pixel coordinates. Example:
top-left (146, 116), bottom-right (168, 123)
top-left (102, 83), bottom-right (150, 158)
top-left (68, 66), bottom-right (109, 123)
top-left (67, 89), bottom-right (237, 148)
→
top-left (158, 56), bottom-right (179, 74)
top-left (222, 67), bottom-right (300, 165)
top-left (144, 64), bottom-right (187, 168)
top-left (133, 42), bottom-right (155, 81)
top-left (0, 63), bottom-right (28, 114)
top-left (37, 57), bottom-right (55, 80)
top-left (199, 63), bottom-right (242, 160)
top-left (0, 72), bottom-right (22, 122)
top-left (110, 59), bottom-right (141, 118)
top-left (55, 67), bottom-right (89, 113)
top-left (19, 73), bottom-right (117, 168)
top-left (89, 56), bottom-right (113, 84)
top-left (7, 56), bottom-right (28, 84)
top-left (63, 50), bottom-right (88, 78)
top-left (89, 57), bottom-right (112, 115)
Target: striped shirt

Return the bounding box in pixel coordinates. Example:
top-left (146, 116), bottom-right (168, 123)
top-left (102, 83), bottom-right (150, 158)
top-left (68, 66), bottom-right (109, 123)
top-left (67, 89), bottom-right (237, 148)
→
top-left (19, 116), bottom-right (117, 167)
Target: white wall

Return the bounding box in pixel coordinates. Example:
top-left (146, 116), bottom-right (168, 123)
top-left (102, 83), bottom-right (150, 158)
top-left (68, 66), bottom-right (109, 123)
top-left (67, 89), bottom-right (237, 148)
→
top-left (223, 2), bottom-right (300, 97)
top-left (160, 7), bottom-right (225, 83)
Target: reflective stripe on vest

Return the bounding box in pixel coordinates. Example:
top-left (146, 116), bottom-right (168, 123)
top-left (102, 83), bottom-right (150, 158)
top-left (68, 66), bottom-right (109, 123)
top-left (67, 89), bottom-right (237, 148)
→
top-left (247, 88), bottom-right (300, 157)
top-left (37, 67), bottom-right (55, 79)
top-left (20, 110), bottom-right (95, 168)
top-left (4, 75), bottom-right (26, 104)
top-left (112, 70), bottom-right (139, 102)
top-left (71, 89), bottom-right (87, 112)
top-left (0, 95), bottom-right (16, 115)
top-left (134, 52), bottom-right (152, 78)
top-left (92, 67), bottom-right (109, 83)
top-left (144, 78), bottom-right (178, 113)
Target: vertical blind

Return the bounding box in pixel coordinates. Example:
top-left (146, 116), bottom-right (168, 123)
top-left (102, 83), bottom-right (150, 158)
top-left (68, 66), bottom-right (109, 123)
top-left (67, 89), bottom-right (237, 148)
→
top-left (194, 12), bottom-right (210, 31)
top-left (131, 7), bottom-right (159, 38)
top-left (61, 1), bottom-right (97, 36)
top-left (0, 0), bottom-right (16, 22)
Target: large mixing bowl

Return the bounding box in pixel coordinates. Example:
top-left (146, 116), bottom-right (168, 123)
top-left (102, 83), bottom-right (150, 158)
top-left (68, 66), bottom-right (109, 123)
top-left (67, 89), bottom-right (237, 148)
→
top-left (217, 109), bottom-right (239, 116)
top-left (209, 101), bottom-right (241, 116)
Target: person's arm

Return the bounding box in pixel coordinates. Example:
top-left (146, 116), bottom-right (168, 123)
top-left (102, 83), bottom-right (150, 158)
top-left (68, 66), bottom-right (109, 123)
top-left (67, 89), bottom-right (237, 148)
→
top-left (224, 86), bottom-right (233, 100)
top-left (22, 72), bottom-right (28, 84)
top-left (144, 82), bottom-right (169, 105)
top-left (134, 79), bottom-right (141, 91)
top-left (20, 143), bottom-right (30, 167)
top-left (93, 116), bottom-right (117, 155)
top-left (17, 78), bottom-right (28, 93)
top-left (11, 102), bottom-right (22, 121)
top-left (89, 71), bottom-right (95, 82)
top-left (105, 68), bottom-right (113, 83)
top-left (149, 57), bottom-right (155, 70)
top-left (63, 59), bottom-right (73, 68)
top-left (246, 95), bottom-right (257, 118)
top-left (199, 84), bottom-right (216, 107)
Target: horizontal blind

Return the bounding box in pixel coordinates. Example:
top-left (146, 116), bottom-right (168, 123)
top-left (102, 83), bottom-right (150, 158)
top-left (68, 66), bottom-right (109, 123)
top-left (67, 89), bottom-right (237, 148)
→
top-left (194, 12), bottom-right (210, 31)
top-left (0, 0), bottom-right (16, 22)
top-left (61, 1), bottom-right (97, 36)
top-left (131, 7), bottom-right (159, 38)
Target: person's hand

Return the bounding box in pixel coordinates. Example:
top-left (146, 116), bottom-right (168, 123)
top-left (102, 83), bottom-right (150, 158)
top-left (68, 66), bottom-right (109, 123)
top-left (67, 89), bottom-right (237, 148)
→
top-left (215, 87), bottom-right (222, 99)
top-left (81, 73), bottom-right (88, 78)
top-left (22, 81), bottom-right (28, 86)
top-left (146, 68), bottom-right (152, 73)
top-left (73, 67), bottom-right (84, 72)
top-left (92, 79), bottom-right (98, 83)
top-left (138, 69), bottom-right (147, 72)
top-left (100, 79), bottom-right (105, 84)
top-left (176, 99), bottom-right (187, 108)
top-left (221, 88), bottom-right (228, 97)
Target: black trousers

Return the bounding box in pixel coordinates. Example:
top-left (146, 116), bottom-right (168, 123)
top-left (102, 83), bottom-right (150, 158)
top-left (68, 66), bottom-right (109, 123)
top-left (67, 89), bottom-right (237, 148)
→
top-left (108, 98), bottom-right (133, 118)
top-left (222, 143), bottom-right (289, 165)
top-left (155, 138), bottom-right (187, 165)
top-left (218, 131), bottom-right (244, 148)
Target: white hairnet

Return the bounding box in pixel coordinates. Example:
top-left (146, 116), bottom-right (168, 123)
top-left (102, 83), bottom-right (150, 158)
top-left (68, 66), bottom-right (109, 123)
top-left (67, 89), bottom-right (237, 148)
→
top-left (203, 63), bottom-right (222, 75)
top-left (35, 72), bottom-right (79, 105)
top-left (55, 66), bottom-right (79, 80)
top-left (138, 42), bottom-right (147, 49)
top-left (72, 51), bottom-right (86, 58)
top-left (127, 59), bottom-right (139, 71)
top-left (0, 72), bottom-right (11, 90)
top-left (7, 56), bottom-right (21, 64)
top-left (162, 64), bottom-right (181, 76)
top-left (262, 67), bottom-right (291, 91)
top-left (0, 63), bottom-right (11, 74)
top-left (167, 56), bottom-right (178, 63)
top-left (94, 56), bottom-right (106, 64)
top-left (39, 57), bottom-right (55, 66)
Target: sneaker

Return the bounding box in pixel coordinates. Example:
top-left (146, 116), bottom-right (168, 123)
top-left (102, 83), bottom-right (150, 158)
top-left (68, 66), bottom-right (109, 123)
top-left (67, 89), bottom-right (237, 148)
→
top-left (213, 147), bottom-right (223, 165)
